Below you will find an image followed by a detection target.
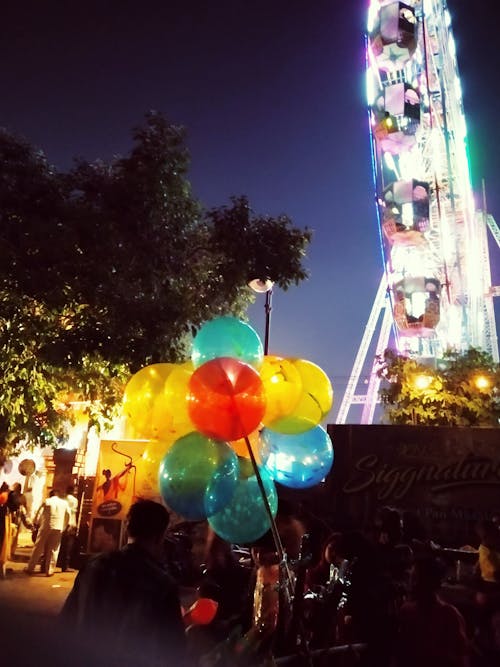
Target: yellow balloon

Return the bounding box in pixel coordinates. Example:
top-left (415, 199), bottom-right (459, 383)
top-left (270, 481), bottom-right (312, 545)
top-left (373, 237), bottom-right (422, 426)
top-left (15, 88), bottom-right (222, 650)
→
top-left (123, 363), bottom-right (175, 438)
top-left (137, 437), bottom-right (176, 495)
top-left (268, 359), bottom-right (334, 434)
top-left (260, 356), bottom-right (302, 427)
top-left (293, 359), bottom-right (333, 416)
top-left (162, 361), bottom-right (196, 439)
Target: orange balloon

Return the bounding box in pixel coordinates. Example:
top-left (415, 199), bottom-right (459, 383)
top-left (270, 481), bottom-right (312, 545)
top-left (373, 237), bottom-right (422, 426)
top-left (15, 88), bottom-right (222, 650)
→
top-left (230, 428), bottom-right (262, 461)
top-left (188, 357), bottom-right (266, 441)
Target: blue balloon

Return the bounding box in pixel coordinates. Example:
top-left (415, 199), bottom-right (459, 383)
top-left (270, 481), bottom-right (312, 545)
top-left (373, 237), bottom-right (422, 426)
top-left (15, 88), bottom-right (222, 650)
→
top-left (260, 425), bottom-right (334, 489)
top-left (208, 467), bottom-right (278, 544)
top-left (158, 431), bottom-right (239, 520)
top-left (192, 316), bottom-right (263, 369)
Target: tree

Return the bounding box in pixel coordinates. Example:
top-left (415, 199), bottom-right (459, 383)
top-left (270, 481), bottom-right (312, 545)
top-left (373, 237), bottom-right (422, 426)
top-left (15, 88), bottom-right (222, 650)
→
top-left (0, 288), bottom-right (128, 455)
top-left (0, 113), bottom-right (311, 454)
top-left (377, 347), bottom-right (500, 427)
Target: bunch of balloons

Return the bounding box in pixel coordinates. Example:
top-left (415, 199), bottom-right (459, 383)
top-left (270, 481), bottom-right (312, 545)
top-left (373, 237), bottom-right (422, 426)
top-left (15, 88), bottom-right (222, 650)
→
top-left (122, 316), bottom-right (334, 544)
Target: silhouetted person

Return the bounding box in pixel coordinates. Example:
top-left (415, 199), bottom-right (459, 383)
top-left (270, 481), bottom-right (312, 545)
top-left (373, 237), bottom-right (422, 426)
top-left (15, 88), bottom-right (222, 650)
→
top-left (61, 499), bottom-right (186, 666)
top-left (27, 489), bottom-right (69, 576)
top-left (58, 485), bottom-right (78, 571)
top-left (7, 482), bottom-right (30, 558)
top-left (394, 555), bottom-right (469, 667)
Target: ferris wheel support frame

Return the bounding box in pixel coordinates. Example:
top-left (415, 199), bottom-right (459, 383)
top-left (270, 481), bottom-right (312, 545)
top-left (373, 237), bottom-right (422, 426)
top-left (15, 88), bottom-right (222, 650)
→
top-left (336, 1), bottom-right (500, 424)
top-left (337, 213), bottom-right (500, 424)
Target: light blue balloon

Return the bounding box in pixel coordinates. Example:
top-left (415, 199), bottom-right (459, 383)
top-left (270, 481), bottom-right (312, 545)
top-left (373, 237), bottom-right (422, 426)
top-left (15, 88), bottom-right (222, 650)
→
top-left (208, 467), bottom-right (278, 544)
top-left (260, 425), bottom-right (334, 489)
top-left (192, 316), bottom-right (263, 369)
top-left (158, 431), bottom-right (239, 520)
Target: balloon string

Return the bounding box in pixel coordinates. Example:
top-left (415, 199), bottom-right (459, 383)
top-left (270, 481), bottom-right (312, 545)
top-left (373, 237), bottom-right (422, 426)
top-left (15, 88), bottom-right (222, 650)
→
top-left (243, 434), bottom-right (294, 603)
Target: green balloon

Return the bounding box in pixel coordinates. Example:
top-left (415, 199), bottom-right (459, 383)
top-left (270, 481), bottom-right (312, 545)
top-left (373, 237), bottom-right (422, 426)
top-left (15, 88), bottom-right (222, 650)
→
top-left (159, 431), bottom-right (238, 520)
top-left (208, 467), bottom-right (277, 544)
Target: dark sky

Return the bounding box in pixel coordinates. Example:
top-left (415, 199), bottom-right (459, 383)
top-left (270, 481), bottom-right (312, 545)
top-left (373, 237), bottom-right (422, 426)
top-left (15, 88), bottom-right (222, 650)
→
top-left (1, 1), bottom-right (498, 421)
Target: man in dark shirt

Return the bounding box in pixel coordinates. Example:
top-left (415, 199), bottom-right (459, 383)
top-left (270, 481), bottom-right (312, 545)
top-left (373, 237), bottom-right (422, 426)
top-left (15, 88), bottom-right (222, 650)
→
top-left (61, 499), bottom-right (186, 666)
top-left (7, 482), bottom-right (30, 558)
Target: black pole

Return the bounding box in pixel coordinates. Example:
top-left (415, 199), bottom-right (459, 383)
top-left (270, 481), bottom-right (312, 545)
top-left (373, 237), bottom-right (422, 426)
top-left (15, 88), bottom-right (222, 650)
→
top-left (264, 288), bottom-right (273, 355)
top-left (243, 434), bottom-right (293, 603)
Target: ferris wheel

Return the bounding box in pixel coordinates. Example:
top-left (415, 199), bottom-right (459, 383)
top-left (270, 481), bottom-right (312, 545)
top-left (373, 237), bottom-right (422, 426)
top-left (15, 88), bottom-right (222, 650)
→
top-left (337, 0), bottom-right (500, 424)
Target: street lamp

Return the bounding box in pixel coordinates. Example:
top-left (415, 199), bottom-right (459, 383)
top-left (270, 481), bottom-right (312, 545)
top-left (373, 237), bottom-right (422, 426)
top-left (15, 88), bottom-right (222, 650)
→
top-left (248, 279), bottom-right (274, 355)
top-left (411, 373), bottom-right (434, 425)
top-left (414, 373), bottom-right (433, 391)
top-left (474, 374), bottom-right (491, 391)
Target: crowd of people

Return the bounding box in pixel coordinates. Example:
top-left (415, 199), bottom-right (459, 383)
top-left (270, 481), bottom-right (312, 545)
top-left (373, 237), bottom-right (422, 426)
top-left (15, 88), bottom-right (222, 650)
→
top-left (2, 486), bottom-right (500, 666)
top-left (0, 482), bottom-right (78, 578)
top-left (59, 500), bottom-right (500, 666)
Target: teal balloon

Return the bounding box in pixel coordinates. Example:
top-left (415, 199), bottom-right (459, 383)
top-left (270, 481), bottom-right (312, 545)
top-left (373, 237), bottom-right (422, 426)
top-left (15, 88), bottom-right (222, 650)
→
top-left (192, 316), bottom-right (263, 369)
top-left (260, 425), bottom-right (334, 489)
top-left (208, 467), bottom-right (278, 544)
top-left (158, 431), bottom-right (239, 520)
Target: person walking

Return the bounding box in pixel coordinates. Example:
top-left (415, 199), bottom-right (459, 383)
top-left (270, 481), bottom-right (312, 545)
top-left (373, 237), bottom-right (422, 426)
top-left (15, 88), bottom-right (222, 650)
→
top-left (60, 499), bottom-right (186, 666)
top-left (58, 485), bottom-right (78, 572)
top-left (7, 482), bottom-right (31, 559)
top-left (0, 483), bottom-right (12, 579)
top-left (26, 489), bottom-right (70, 576)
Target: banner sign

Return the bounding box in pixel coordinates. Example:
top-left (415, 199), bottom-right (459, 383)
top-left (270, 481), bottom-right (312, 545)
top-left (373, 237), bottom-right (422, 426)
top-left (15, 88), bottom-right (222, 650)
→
top-left (88, 439), bottom-right (162, 553)
top-left (326, 425), bottom-right (500, 546)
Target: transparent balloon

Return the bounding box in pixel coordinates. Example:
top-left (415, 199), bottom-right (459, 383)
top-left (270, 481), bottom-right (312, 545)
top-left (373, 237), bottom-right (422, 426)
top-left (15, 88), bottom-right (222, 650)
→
top-left (260, 356), bottom-right (302, 427)
top-left (192, 316), bottom-right (264, 369)
top-left (208, 467), bottom-right (278, 544)
top-left (158, 432), bottom-right (239, 520)
top-left (122, 363), bottom-right (175, 439)
top-left (260, 425), bottom-right (334, 489)
top-left (230, 428), bottom-right (262, 460)
top-left (188, 357), bottom-right (266, 441)
top-left (160, 360), bottom-right (196, 439)
top-left (137, 438), bottom-right (176, 496)
top-left (268, 359), bottom-right (333, 434)
top-left (123, 361), bottom-right (195, 441)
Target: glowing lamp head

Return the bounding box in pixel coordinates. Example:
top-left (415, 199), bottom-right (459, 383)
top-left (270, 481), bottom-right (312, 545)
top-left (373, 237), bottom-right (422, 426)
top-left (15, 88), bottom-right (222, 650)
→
top-left (474, 375), bottom-right (490, 391)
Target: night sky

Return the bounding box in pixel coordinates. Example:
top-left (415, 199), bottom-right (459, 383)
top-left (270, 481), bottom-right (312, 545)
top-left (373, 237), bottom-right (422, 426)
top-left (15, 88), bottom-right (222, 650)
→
top-left (1, 1), bottom-right (498, 421)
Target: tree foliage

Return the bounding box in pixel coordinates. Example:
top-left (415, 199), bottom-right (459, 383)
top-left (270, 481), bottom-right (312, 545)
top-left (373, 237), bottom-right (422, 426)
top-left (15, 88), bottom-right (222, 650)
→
top-left (0, 113), bottom-right (311, 454)
top-left (377, 347), bottom-right (500, 427)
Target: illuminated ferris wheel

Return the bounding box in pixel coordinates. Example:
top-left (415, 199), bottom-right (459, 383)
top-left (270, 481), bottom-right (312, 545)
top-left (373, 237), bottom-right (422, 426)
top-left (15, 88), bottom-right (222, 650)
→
top-left (337, 0), bottom-right (500, 424)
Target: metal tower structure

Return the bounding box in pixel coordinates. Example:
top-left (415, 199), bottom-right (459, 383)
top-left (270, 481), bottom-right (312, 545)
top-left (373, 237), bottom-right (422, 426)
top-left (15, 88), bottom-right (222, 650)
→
top-left (337, 0), bottom-right (500, 425)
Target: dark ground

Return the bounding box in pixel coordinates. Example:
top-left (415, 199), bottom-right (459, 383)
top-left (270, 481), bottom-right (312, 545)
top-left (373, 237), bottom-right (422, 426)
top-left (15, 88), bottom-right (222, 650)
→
top-left (0, 544), bottom-right (78, 665)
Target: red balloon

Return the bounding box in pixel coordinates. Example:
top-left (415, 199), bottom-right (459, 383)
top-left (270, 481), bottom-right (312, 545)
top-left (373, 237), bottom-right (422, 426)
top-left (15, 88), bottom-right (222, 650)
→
top-left (183, 598), bottom-right (219, 626)
top-left (188, 357), bottom-right (266, 441)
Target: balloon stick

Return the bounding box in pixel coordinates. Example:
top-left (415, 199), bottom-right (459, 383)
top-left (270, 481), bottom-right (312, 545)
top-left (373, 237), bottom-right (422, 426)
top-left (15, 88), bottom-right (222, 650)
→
top-left (243, 434), bottom-right (294, 602)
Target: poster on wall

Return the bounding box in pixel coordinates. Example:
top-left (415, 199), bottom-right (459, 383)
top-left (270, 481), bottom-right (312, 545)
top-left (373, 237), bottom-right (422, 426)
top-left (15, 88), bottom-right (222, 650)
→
top-left (326, 424), bottom-right (500, 546)
top-left (88, 439), bottom-right (163, 553)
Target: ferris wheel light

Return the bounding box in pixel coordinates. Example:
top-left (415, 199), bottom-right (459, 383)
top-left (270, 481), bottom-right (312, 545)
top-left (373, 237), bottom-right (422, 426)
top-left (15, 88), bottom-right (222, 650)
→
top-left (448, 34), bottom-right (457, 60)
top-left (366, 69), bottom-right (378, 106)
top-left (383, 151), bottom-right (398, 175)
top-left (367, 1), bottom-right (379, 33)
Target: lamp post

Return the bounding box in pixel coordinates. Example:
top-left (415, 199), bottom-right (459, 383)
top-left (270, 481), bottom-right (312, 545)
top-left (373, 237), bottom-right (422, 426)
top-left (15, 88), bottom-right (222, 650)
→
top-left (249, 279), bottom-right (274, 355)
